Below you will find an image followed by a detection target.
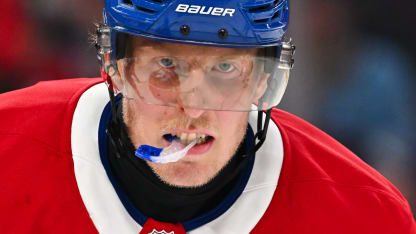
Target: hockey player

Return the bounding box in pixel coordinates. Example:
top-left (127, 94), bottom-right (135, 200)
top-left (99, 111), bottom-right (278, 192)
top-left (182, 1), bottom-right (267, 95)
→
top-left (0, 0), bottom-right (415, 233)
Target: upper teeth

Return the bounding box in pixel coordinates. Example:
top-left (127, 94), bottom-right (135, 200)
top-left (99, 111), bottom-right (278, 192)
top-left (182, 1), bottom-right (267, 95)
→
top-left (173, 133), bottom-right (208, 144)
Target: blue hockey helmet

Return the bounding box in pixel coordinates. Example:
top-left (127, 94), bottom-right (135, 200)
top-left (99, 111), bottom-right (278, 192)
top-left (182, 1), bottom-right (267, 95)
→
top-left (104, 0), bottom-right (289, 47)
top-left (97, 0), bottom-right (294, 111)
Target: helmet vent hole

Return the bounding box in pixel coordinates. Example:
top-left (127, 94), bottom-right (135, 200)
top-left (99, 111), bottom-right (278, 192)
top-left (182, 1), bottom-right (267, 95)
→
top-left (248, 4), bottom-right (271, 13)
top-left (151, 0), bottom-right (163, 2)
top-left (137, 6), bottom-right (156, 14)
top-left (272, 11), bottom-right (280, 19)
top-left (274, 0), bottom-right (281, 7)
top-left (254, 19), bottom-right (269, 24)
top-left (122, 0), bottom-right (133, 7)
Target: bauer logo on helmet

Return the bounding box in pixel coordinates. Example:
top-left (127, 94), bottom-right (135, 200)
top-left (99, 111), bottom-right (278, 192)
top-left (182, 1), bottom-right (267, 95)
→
top-left (175, 4), bottom-right (235, 17)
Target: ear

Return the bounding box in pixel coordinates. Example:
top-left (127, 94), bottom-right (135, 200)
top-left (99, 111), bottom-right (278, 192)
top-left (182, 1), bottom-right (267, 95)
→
top-left (110, 72), bottom-right (121, 92)
top-left (253, 72), bottom-right (270, 103)
top-left (107, 59), bottom-right (125, 92)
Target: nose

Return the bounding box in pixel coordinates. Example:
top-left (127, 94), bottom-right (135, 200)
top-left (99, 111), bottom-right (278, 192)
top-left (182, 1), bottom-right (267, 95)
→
top-left (177, 89), bottom-right (206, 118)
top-left (176, 67), bottom-right (207, 118)
top-left (179, 65), bottom-right (204, 91)
top-left (182, 107), bottom-right (205, 119)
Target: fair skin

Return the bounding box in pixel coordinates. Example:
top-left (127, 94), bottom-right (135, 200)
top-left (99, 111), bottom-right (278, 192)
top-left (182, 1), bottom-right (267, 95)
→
top-left (117, 38), bottom-right (268, 187)
top-left (123, 100), bottom-right (249, 187)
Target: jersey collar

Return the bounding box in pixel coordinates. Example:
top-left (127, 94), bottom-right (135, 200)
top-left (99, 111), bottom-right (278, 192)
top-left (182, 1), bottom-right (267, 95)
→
top-left (71, 82), bottom-right (284, 233)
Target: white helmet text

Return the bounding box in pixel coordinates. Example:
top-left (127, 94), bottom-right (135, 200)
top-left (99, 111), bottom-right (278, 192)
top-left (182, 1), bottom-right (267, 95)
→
top-left (175, 4), bottom-right (235, 17)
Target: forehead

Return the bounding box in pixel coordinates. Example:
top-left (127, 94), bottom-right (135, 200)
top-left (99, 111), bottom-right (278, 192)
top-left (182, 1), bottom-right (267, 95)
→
top-left (128, 36), bottom-right (258, 57)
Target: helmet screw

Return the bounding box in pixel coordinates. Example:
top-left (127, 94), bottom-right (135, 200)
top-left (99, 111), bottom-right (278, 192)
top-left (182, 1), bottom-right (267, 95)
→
top-left (218, 28), bottom-right (228, 39)
top-left (180, 25), bottom-right (190, 35)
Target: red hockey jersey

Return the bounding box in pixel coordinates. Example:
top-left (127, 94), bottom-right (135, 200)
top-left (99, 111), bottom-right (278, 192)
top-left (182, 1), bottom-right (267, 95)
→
top-left (0, 78), bottom-right (415, 234)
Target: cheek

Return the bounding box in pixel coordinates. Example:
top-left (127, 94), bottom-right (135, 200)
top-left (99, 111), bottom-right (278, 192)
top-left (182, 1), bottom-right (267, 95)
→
top-left (129, 100), bottom-right (172, 120)
top-left (125, 101), bottom-right (172, 142)
top-left (213, 112), bottom-right (248, 165)
top-left (215, 112), bottom-right (248, 138)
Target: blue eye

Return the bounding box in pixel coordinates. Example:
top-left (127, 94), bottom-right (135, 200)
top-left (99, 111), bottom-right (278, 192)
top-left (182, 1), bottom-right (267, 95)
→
top-left (215, 63), bottom-right (234, 72)
top-left (159, 58), bottom-right (175, 68)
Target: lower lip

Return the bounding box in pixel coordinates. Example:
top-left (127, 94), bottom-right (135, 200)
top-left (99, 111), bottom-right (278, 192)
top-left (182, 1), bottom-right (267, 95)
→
top-left (187, 138), bottom-right (214, 155)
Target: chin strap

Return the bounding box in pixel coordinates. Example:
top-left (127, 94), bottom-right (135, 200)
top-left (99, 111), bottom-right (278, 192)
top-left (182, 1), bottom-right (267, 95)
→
top-left (244, 108), bottom-right (272, 158)
top-left (102, 71), bottom-right (125, 159)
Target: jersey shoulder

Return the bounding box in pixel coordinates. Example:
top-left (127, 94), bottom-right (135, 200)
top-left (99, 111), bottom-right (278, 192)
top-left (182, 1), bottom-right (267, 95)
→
top-left (254, 108), bottom-right (416, 233)
top-left (0, 78), bottom-right (103, 233)
top-left (271, 108), bottom-right (400, 194)
top-left (0, 79), bottom-right (100, 233)
top-left (0, 78), bottom-right (103, 153)
top-left (0, 78), bottom-right (102, 110)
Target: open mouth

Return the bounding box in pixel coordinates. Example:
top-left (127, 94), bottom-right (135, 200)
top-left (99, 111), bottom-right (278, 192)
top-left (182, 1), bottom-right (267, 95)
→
top-left (163, 133), bottom-right (214, 145)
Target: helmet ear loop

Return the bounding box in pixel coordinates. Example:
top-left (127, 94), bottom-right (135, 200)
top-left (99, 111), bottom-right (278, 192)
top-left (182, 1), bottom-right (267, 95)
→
top-left (244, 108), bottom-right (272, 157)
top-left (256, 108), bottom-right (272, 150)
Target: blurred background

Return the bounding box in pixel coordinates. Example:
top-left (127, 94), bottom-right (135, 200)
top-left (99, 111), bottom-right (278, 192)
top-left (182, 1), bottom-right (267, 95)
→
top-left (1, 0), bottom-right (415, 215)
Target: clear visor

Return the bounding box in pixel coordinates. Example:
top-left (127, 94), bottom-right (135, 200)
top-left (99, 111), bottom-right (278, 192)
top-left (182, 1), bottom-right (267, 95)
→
top-left (108, 42), bottom-right (290, 111)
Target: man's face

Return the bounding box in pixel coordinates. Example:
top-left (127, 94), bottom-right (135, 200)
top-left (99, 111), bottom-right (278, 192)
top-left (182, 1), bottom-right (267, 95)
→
top-left (119, 38), bottom-right (265, 187)
top-left (123, 99), bottom-right (249, 187)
